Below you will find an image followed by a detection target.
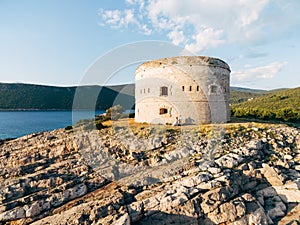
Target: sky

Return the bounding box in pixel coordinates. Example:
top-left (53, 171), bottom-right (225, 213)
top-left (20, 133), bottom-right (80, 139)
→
top-left (0, 0), bottom-right (300, 90)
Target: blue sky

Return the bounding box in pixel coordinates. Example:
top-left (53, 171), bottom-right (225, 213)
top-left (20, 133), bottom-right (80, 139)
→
top-left (0, 0), bottom-right (300, 90)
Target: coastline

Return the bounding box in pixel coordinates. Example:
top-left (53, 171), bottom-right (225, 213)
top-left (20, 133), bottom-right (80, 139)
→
top-left (0, 109), bottom-right (105, 111)
top-left (0, 110), bottom-right (132, 140)
top-left (0, 120), bottom-right (299, 224)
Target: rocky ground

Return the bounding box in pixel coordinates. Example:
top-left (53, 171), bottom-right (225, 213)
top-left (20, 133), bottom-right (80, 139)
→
top-left (0, 119), bottom-right (299, 225)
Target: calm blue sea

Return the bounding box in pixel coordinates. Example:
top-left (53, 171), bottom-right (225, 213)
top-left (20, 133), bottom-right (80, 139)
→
top-left (0, 110), bottom-right (105, 140)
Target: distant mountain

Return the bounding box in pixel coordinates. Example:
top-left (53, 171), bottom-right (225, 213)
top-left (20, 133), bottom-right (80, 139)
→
top-left (230, 86), bottom-right (267, 93)
top-left (0, 83), bottom-right (135, 110)
top-left (229, 88), bottom-right (267, 104)
top-left (105, 83), bottom-right (135, 96)
top-left (0, 83), bottom-right (293, 112)
top-left (231, 86), bottom-right (300, 122)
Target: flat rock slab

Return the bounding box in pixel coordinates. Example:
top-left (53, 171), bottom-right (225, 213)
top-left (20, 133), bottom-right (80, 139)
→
top-left (261, 163), bottom-right (284, 186)
top-left (278, 203), bottom-right (300, 225)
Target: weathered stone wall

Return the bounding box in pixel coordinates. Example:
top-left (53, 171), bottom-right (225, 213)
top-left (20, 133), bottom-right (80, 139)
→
top-left (135, 56), bottom-right (230, 124)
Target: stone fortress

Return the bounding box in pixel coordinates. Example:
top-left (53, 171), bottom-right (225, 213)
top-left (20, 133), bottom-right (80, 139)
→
top-left (134, 56), bottom-right (231, 125)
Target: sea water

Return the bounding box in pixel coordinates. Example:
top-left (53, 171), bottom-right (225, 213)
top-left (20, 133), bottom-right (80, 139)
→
top-left (0, 110), bottom-right (105, 140)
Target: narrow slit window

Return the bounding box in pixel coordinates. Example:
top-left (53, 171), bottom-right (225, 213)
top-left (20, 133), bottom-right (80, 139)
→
top-left (160, 86), bottom-right (168, 96)
top-left (189, 86), bottom-right (192, 91)
top-left (182, 86), bottom-right (185, 91)
top-left (197, 86), bottom-right (199, 91)
top-left (148, 88), bottom-right (150, 93)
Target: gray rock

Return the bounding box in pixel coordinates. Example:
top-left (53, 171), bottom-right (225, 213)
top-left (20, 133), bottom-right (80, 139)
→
top-left (215, 153), bottom-right (243, 168)
top-left (207, 197), bottom-right (246, 224)
top-left (248, 207), bottom-right (269, 225)
top-left (112, 213), bottom-right (131, 225)
top-left (26, 201), bottom-right (42, 217)
top-left (0, 207), bottom-right (25, 221)
top-left (267, 207), bottom-right (285, 220)
top-left (207, 167), bottom-right (221, 174)
top-left (128, 202), bottom-right (143, 222)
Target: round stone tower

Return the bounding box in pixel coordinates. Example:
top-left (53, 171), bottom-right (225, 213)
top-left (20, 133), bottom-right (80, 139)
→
top-left (134, 56), bottom-right (230, 125)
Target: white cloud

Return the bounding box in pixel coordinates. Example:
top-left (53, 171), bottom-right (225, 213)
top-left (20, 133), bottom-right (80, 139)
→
top-left (185, 28), bottom-right (225, 53)
top-left (99, 0), bottom-right (300, 52)
top-left (98, 7), bottom-right (152, 35)
top-left (99, 9), bottom-right (137, 28)
top-left (140, 24), bottom-right (152, 35)
top-left (123, 9), bottom-right (137, 25)
top-left (167, 29), bottom-right (185, 45)
top-left (100, 9), bottom-right (122, 27)
top-left (231, 62), bottom-right (288, 81)
top-left (126, 0), bottom-right (145, 8)
top-left (125, 0), bottom-right (135, 4)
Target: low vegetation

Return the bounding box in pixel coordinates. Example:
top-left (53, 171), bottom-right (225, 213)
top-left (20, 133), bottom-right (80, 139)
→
top-left (230, 87), bottom-right (300, 123)
top-left (230, 89), bottom-right (266, 104)
top-left (67, 105), bottom-right (131, 131)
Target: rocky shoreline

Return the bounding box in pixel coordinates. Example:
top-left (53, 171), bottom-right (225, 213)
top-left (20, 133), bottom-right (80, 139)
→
top-left (0, 120), bottom-right (299, 224)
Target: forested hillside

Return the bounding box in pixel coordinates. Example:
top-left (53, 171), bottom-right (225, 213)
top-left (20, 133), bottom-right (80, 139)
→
top-left (0, 83), bottom-right (135, 110)
top-left (231, 87), bottom-right (300, 122)
top-left (2, 82), bottom-right (296, 123)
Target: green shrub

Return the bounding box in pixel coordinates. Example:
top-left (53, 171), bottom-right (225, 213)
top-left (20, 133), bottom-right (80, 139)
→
top-left (95, 121), bottom-right (105, 130)
top-left (65, 125), bottom-right (73, 131)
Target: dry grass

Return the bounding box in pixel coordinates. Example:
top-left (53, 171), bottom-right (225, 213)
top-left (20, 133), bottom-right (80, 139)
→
top-left (101, 118), bottom-right (285, 137)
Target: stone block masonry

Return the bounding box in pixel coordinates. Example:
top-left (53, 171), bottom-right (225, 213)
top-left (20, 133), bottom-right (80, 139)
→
top-left (135, 56), bottom-right (231, 124)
